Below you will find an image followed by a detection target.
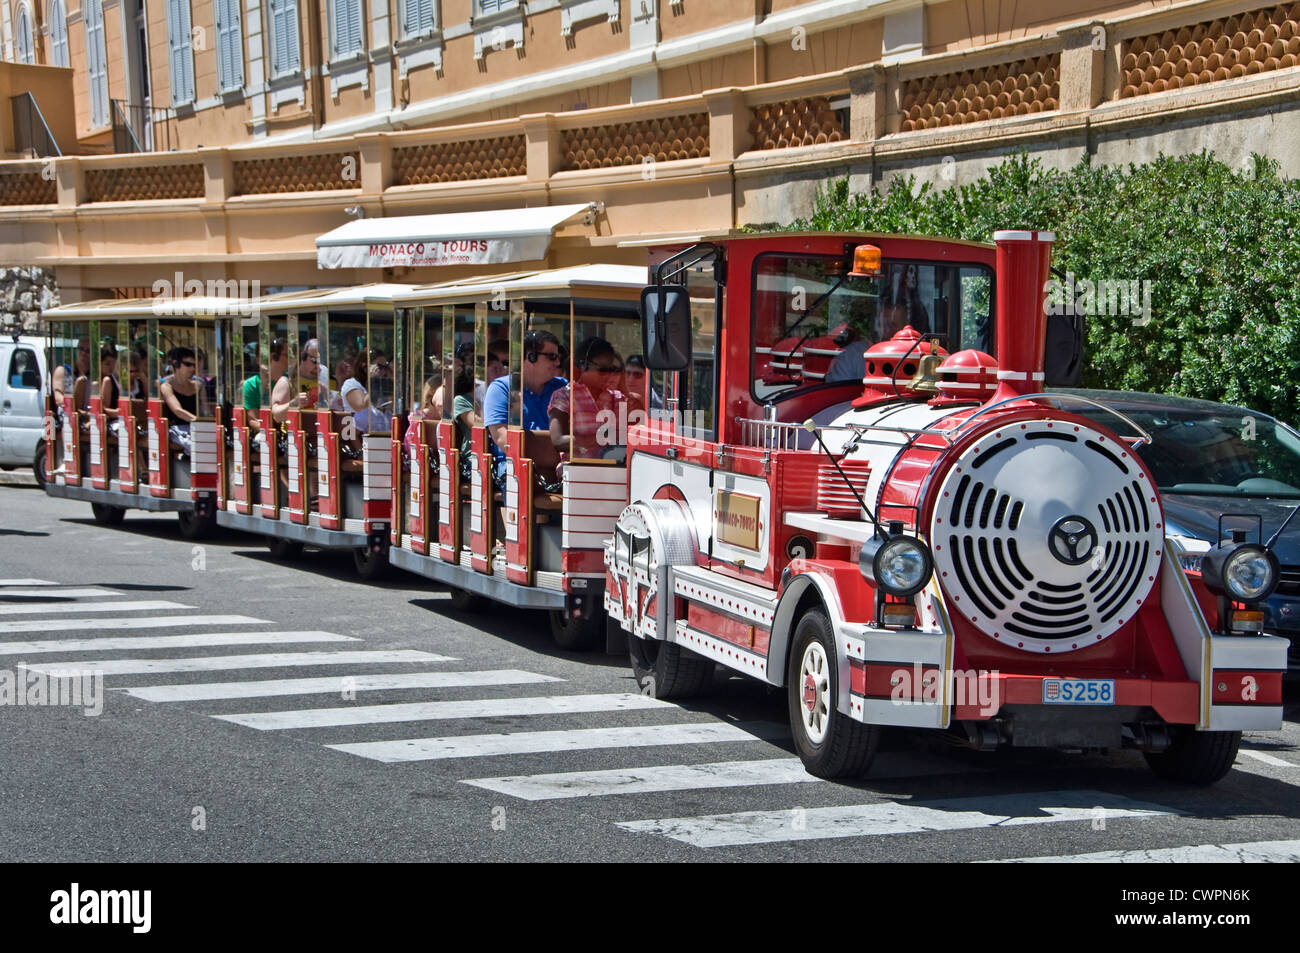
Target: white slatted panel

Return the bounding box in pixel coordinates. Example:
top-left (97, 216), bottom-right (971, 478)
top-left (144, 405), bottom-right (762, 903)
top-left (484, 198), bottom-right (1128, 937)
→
top-left (190, 422), bottom-right (218, 474)
top-left (50, 1), bottom-right (70, 68)
top-left (561, 464), bottom-right (626, 551)
top-left (165, 0), bottom-right (195, 105)
top-left (362, 434), bottom-right (391, 501)
top-left (15, 5), bottom-right (34, 64)
top-left (270, 0), bottom-right (300, 76)
top-left (84, 0), bottom-right (109, 126)
top-left (215, 0), bottom-right (244, 91)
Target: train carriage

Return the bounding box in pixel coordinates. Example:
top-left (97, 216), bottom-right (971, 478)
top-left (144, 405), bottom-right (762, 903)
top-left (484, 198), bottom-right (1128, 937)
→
top-left (40, 297), bottom-right (238, 537)
top-left (607, 229), bottom-right (1291, 783)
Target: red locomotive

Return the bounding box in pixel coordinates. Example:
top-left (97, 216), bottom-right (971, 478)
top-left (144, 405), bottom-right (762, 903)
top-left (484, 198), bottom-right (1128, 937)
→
top-left (608, 230), bottom-right (1289, 783)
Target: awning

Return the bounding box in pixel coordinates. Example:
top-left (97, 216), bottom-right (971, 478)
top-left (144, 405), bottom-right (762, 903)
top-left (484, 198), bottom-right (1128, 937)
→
top-left (315, 204), bottom-right (594, 270)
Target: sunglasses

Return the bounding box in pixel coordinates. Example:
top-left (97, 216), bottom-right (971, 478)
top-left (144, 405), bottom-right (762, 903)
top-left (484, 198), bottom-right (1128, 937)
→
top-left (591, 364), bottom-right (622, 373)
top-left (537, 351), bottom-right (561, 363)
top-left (180, 360), bottom-right (196, 368)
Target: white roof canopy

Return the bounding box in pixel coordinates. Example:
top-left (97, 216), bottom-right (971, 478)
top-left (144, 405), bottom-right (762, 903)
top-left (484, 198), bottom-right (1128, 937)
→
top-left (316, 204), bottom-right (594, 270)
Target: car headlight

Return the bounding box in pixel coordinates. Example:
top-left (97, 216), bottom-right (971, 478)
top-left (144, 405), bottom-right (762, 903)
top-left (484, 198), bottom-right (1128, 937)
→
top-left (859, 532), bottom-right (933, 597)
top-left (1200, 542), bottom-right (1280, 602)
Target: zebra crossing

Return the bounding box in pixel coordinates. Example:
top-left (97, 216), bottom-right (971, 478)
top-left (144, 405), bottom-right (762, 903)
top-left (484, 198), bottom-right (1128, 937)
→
top-left (3, 577), bottom-right (1298, 858)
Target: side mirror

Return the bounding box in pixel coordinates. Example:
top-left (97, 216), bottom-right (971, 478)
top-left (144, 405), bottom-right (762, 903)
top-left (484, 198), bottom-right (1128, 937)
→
top-left (640, 285), bottom-right (691, 372)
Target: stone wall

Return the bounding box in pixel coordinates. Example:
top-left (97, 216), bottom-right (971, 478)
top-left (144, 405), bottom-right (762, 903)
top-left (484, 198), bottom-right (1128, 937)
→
top-left (0, 266), bottom-right (59, 333)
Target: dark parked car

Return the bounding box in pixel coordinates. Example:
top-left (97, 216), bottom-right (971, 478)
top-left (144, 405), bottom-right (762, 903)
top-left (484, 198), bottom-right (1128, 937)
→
top-left (1059, 389), bottom-right (1300, 676)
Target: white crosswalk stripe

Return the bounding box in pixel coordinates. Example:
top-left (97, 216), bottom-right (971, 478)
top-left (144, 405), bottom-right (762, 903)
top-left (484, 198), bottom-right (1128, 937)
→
top-left (0, 614), bottom-right (266, 634)
top-left (327, 721), bottom-right (779, 763)
top-left (215, 692), bottom-right (669, 730)
top-left (990, 839), bottom-right (1300, 863)
top-left (0, 587), bottom-right (123, 599)
top-left (1237, 749), bottom-right (1296, 768)
top-left (122, 669), bottom-right (552, 702)
top-left (21, 650), bottom-right (450, 676)
top-left (616, 790), bottom-right (1179, 848)
top-left (0, 631), bottom-right (357, 656)
top-left (0, 579), bottom-right (58, 586)
top-left (0, 599), bottom-right (195, 617)
top-left (461, 750), bottom-right (980, 801)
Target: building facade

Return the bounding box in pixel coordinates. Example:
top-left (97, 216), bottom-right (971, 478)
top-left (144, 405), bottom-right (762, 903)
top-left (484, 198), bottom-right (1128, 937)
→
top-left (1, 0), bottom-right (1299, 310)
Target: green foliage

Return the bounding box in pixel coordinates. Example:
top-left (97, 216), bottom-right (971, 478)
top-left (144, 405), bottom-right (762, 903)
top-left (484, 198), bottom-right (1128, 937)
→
top-left (787, 152), bottom-right (1300, 425)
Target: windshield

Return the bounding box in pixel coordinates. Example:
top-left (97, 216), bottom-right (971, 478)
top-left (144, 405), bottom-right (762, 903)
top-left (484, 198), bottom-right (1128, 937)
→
top-left (751, 252), bottom-right (993, 402)
top-left (1075, 405), bottom-right (1300, 498)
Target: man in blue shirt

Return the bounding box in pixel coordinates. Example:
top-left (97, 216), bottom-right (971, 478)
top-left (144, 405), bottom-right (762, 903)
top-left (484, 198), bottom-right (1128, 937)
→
top-left (483, 329), bottom-right (567, 479)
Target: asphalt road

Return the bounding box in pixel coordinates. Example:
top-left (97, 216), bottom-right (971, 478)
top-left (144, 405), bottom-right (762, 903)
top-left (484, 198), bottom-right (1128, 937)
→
top-left (2, 484), bottom-right (1298, 864)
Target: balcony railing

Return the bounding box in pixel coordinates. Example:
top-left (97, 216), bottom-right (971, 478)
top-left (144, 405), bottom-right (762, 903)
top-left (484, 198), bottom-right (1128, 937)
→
top-left (111, 100), bottom-right (177, 153)
top-left (10, 92), bottom-right (60, 158)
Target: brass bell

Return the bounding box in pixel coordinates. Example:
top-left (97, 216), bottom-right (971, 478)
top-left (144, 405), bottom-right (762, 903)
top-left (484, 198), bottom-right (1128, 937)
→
top-left (909, 343), bottom-right (945, 394)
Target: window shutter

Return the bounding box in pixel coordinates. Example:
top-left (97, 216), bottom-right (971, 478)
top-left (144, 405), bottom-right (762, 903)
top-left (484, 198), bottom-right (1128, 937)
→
top-left (50, 1), bottom-right (70, 68)
top-left (84, 0), bottom-right (109, 127)
top-left (216, 0), bottom-right (244, 90)
top-left (166, 0), bottom-right (195, 104)
top-left (16, 6), bottom-right (33, 64)
top-left (273, 0), bottom-right (300, 74)
top-left (404, 0), bottom-right (433, 37)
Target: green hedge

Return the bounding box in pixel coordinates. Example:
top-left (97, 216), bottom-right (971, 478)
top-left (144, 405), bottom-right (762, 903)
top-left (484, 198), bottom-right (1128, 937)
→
top-left (786, 153), bottom-right (1300, 425)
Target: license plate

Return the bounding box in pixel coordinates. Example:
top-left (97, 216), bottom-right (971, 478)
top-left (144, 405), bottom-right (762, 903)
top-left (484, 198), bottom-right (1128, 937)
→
top-left (1042, 678), bottom-right (1114, 705)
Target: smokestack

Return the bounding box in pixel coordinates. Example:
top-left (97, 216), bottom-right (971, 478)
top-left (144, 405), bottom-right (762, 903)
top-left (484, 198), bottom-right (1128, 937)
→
top-left (990, 229), bottom-right (1055, 403)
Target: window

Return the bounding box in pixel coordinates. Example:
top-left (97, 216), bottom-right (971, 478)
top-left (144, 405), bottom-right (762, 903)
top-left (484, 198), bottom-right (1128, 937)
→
top-left (49, 0), bottom-right (70, 68)
top-left (215, 0), bottom-right (244, 92)
top-left (83, 0), bottom-right (109, 127)
top-left (15, 4), bottom-right (34, 64)
top-left (267, 0), bottom-right (301, 77)
top-left (749, 253), bottom-right (995, 402)
top-left (8, 348), bottom-right (40, 390)
top-left (477, 0), bottom-right (517, 14)
top-left (400, 0), bottom-right (435, 38)
top-left (330, 0), bottom-right (363, 59)
top-left (165, 0), bottom-right (196, 105)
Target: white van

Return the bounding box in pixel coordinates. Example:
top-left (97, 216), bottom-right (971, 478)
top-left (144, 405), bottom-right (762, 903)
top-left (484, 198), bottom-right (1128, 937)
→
top-left (0, 334), bottom-right (49, 485)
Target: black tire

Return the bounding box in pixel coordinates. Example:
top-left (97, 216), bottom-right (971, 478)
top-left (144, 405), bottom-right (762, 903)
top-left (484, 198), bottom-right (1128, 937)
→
top-left (177, 509), bottom-right (215, 540)
top-left (1144, 729), bottom-right (1241, 785)
top-left (447, 586), bottom-right (485, 612)
top-left (33, 441), bottom-right (47, 489)
top-left (629, 635), bottom-right (714, 699)
top-left (787, 608), bottom-right (880, 779)
top-left (266, 535), bottom-right (304, 559)
top-left (549, 610), bottom-right (604, 651)
top-left (90, 502), bottom-right (126, 526)
top-left (353, 544), bottom-right (390, 581)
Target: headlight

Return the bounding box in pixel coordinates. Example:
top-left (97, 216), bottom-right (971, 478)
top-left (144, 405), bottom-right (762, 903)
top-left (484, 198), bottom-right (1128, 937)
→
top-left (860, 532), bottom-right (933, 597)
top-left (1200, 542), bottom-right (1279, 602)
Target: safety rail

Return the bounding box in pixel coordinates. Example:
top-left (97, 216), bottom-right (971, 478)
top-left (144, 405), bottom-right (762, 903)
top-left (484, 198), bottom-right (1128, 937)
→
top-left (9, 92), bottom-right (60, 158)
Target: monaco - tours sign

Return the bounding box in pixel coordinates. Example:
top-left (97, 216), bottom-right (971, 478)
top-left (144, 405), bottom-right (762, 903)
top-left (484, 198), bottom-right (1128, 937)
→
top-left (317, 236), bottom-right (554, 270)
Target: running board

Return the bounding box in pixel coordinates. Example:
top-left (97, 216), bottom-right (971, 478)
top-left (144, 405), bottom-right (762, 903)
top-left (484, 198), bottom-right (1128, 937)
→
top-left (217, 510), bottom-right (368, 549)
top-left (45, 481), bottom-right (194, 513)
top-left (389, 546), bottom-right (566, 610)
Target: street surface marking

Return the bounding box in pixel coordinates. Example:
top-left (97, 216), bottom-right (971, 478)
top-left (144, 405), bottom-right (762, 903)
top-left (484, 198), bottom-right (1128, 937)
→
top-left (0, 579), bottom-right (58, 586)
top-left (0, 614), bottom-right (266, 634)
top-left (0, 599), bottom-right (195, 616)
top-left (327, 722), bottom-right (778, 763)
top-left (464, 758), bottom-right (823, 801)
top-left (215, 692), bottom-right (668, 730)
top-left (22, 650), bottom-right (450, 676)
top-left (990, 839), bottom-right (1300, 863)
top-left (461, 751), bottom-right (980, 801)
top-left (1237, 749), bottom-right (1295, 768)
top-left (0, 587), bottom-right (122, 599)
top-left (122, 669), bottom-right (549, 702)
top-left (0, 631), bottom-right (357, 656)
top-left (616, 790), bottom-right (1176, 849)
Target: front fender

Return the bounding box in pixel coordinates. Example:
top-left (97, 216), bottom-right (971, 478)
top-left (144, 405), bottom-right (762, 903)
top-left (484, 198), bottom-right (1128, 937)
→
top-left (771, 570), bottom-right (855, 714)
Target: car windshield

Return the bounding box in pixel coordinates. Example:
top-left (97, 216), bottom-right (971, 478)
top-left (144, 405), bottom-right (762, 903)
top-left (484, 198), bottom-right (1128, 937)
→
top-left (1074, 404), bottom-right (1300, 498)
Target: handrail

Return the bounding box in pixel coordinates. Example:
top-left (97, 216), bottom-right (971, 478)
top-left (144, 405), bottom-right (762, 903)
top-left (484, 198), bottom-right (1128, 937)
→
top-left (9, 92), bottom-right (61, 158)
top-left (948, 392), bottom-right (1153, 447)
top-left (111, 100), bottom-right (144, 154)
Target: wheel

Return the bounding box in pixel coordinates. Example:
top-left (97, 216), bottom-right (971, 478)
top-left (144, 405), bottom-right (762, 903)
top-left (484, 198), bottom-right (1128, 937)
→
top-left (787, 608), bottom-right (880, 778)
top-left (353, 544), bottom-right (390, 581)
top-left (266, 535), bottom-right (304, 559)
top-left (628, 634), bottom-right (713, 699)
top-left (1144, 729), bottom-right (1241, 785)
top-left (177, 509), bottom-right (215, 539)
top-left (549, 610), bottom-right (604, 651)
top-left (447, 586), bottom-right (485, 612)
top-left (90, 502), bottom-right (126, 526)
top-left (32, 441), bottom-right (47, 489)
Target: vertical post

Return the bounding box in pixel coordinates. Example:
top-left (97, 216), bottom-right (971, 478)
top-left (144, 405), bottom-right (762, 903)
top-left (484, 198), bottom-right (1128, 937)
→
top-left (1059, 21), bottom-right (1107, 112)
top-left (704, 88), bottom-right (750, 162)
top-left (522, 113), bottom-right (561, 182)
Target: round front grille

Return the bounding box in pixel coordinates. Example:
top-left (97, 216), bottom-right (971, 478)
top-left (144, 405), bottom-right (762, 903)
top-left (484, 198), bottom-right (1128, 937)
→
top-left (929, 419), bottom-right (1163, 653)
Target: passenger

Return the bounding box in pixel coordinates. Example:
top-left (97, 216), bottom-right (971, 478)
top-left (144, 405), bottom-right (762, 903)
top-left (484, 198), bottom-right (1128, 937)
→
top-left (402, 375), bottom-right (442, 460)
top-left (128, 350), bottom-right (148, 400)
top-left (338, 348), bottom-right (391, 435)
top-left (99, 346), bottom-right (123, 437)
top-left (52, 338), bottom-right (91, 426)
top-left (623, 353), bottom-right (663, 416)
top-left (271, 338), bottom-right (322, 424)
top-left (369, 351), bottom-right (393, 413)
top-left (549, 337), bottom-right (624, 460)
top-left (484, 329), bottom-right (566, 481)
top-left (476, 339), bottom-right (510, 414)
top-left (242, 338), bottom-right (287, 443)
top-left (452, 365), bottom-right (477, 459)
top-left (160, 346), bottom-right (200, 454)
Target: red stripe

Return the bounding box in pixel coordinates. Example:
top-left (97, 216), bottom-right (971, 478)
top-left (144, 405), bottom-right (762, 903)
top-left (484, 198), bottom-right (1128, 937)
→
top-left (1211, 670), bottom-right (1284, 705)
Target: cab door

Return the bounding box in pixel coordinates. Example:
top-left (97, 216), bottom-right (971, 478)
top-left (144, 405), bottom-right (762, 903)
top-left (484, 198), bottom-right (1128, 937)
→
top-left (1, 340), bottom-right (45, 463)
